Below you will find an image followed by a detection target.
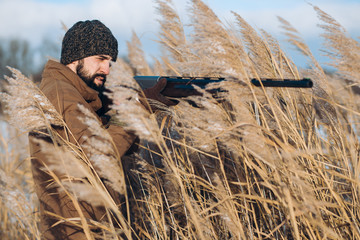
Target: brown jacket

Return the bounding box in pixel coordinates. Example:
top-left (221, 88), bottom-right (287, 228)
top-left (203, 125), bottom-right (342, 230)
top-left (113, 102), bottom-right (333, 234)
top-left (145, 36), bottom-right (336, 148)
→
top-left (29, 60), bottom-right (136, 239)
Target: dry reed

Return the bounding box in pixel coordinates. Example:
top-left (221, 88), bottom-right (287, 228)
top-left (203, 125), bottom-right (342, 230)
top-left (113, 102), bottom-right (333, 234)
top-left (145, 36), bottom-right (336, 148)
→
top-left (0, 0), bottom-right (360, 239)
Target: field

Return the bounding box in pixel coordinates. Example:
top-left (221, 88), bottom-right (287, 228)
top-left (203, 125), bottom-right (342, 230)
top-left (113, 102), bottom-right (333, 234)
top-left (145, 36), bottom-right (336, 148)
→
top-left (1, 0), bottom-right (360, 239)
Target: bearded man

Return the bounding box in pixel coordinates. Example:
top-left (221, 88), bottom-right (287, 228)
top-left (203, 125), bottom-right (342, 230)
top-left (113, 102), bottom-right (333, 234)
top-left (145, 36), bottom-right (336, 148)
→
top-left (29, 20), bottom-right (168, 240)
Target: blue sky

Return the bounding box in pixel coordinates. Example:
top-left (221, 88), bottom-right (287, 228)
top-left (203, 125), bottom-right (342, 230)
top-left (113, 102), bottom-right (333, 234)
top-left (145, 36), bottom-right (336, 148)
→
top-left (0, 0), bottom-right (359, 69)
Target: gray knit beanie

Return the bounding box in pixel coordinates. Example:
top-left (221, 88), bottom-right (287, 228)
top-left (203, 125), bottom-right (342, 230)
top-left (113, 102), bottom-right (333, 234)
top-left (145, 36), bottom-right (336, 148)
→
top-left (60, 20), bottom-right (118, 65)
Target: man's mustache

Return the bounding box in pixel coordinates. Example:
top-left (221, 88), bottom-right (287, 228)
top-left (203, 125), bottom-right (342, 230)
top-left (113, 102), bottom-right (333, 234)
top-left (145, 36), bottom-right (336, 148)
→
top-left (93, 73), bottom-right (107, 83)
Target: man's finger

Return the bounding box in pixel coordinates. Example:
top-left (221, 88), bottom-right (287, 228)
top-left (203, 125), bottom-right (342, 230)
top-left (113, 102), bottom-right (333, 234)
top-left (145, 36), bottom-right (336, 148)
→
top-left (153, 78), bottom-right (168, 92)
top-left (157, 94), bottom-right (178, 106)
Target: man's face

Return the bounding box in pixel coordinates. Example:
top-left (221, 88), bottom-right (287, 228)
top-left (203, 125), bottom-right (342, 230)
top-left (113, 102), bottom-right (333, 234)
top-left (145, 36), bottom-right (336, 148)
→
top-left (76, 55), bottom-right (112, 92)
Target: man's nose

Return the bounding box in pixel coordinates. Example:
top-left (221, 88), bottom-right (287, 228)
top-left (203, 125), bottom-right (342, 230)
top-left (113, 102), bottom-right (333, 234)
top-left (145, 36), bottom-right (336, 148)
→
top-left (100, 61), bottom-right (111, 75)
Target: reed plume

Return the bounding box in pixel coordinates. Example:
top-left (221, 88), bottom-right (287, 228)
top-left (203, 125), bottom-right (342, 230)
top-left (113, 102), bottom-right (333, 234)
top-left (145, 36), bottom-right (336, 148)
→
top-left (106, 58), bottom-right (162, 141)
top-left (278, 14), bottom-right (338, 125)
top-left (0, 125), bottom-right (40, 240)
top-left (155, 0), bottom-right (187, 64)
top-left (127, 31), bottom-right (154, 76)
top-left (185, 0), bottom-right (249, 79)
top-left (78, 104), bottom-right (127, 195)
top-left (0, 167), bottom-right (40, 239)
top-left (313, 5), bottom-right (360, 82)
top-left (0, 67), bottom-right (64, 131)
top-left (232, 12), bottom-right (277, 78)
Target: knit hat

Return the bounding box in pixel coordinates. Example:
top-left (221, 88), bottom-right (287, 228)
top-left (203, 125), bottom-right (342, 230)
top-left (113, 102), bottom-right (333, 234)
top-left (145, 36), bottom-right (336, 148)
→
top-left (60, 20), bottom-right (118, 65)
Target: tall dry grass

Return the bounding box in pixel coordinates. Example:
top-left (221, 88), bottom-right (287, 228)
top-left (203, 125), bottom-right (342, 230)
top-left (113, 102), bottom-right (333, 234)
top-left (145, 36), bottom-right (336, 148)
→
top-left (1, 0), bottom-right (360, 239)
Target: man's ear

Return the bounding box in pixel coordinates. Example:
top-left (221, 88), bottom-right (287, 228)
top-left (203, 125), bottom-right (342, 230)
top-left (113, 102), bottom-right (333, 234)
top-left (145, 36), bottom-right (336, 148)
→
top-left (66, 60), bottom-right (78, 73)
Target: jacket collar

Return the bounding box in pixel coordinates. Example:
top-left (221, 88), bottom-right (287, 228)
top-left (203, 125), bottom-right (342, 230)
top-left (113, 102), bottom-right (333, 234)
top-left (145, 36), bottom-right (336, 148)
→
top-left (42, 60), bottom-right (102, 111)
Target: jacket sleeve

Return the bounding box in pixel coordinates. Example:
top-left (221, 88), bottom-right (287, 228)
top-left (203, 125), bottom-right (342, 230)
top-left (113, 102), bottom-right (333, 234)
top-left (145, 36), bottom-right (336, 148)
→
top-left (106, 124), bottom-right (137, 157)
top-left (48, 80), bottom-right (135, 158)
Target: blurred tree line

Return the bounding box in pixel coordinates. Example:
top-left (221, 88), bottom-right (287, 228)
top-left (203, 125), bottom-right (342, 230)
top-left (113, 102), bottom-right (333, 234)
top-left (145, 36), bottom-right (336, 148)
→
top-left (0, 37), bottom-right (60, 83)
top-left (0, 37), bottom-right (60, 114)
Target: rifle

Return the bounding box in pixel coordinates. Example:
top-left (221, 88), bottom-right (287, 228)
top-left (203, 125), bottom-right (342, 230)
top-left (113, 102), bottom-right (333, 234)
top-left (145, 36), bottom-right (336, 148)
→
top-left (134, 76), bottom-right (313, 98)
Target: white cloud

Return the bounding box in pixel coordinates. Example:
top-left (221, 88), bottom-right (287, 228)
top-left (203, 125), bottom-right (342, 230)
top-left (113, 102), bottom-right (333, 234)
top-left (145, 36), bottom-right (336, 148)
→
top-left (1, 0), bottom-right (358, 44)
top-left (0, 0), bottom-right (358, 66)
top-left (0, 0), bottom-right (160, 46)
top-left (208, 1), bottom-right (360, 38)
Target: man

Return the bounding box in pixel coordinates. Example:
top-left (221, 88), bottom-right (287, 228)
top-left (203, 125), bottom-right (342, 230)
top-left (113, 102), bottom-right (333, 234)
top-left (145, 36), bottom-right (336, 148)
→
top-left (29, 20), bottom-right (168, 240)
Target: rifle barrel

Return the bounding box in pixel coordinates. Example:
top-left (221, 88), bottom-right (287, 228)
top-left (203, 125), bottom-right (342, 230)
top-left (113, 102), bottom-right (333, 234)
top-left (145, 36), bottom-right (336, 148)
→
top-left (251, 78), bottom-right (313, 88)
top-left (134, 76), bottom-right (313, 89)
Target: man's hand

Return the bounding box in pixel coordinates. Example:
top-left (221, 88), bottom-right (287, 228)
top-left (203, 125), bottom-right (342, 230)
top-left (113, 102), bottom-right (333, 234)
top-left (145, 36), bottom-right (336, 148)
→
top-left (142, 78), bottom-right (177, 107)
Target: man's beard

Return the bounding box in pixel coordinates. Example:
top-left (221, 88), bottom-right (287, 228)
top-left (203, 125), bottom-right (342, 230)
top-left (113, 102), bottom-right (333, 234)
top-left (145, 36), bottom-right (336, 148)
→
top-left (76, 60), bottom-right (106, 92)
